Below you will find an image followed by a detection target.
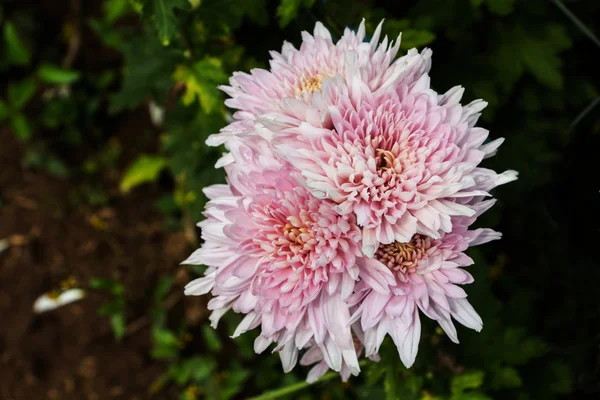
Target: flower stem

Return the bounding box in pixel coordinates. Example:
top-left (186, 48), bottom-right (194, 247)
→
top-left (247, 371), bottom-right (340, 400)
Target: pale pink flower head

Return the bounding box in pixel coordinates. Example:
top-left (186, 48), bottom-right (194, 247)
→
top-left (208, 19), bottom-right (431, 148)
top-left (183, 19), bottom-right (518, 380)
top-left (347, 199), bottom-right (501, 368)
top-left (263, 53), bottom-right (517, 256)
top-left (184, 139), bottom-right (395, 374)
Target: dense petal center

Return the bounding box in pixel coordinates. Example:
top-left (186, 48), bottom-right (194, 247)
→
top-left (295, 74), bottom-right (326, 96)
top-left (375, 234), bottom-right (432, 275)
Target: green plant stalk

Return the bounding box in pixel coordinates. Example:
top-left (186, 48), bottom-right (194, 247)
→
top-left (552, 0), bottom-right (600, 49)
top-left (247, 371), bottom-right (339, 400)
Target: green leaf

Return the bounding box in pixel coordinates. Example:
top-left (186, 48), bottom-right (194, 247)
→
top-left (46, 155), bottom-right (70, 178)
top-left (152, 327), bottom-right (180, 359)
top-left (151, 0), bottom-right (187, 45)
top-left (0, 101), bottom-right (10, 122)
top-left (484, 0), bottom-right (516, 16)
top-left (153, 328), bottom-right (179, 348)
top-left (520, 40), bottom-right (563, 90)
top-left (548, 362), bottom-right (572, 394)
top-left (153, 276), bottom-right (174, 303)
top-left (451, 371), bottom-right (485, 395)
top-left (276, 0), bottom-right (315, 28)
top-left (192, 58), bottom-right (229, 82)
top-left (169, 357), bottom-right (216, 385)
top-left (501, 328), bottom-right (548, 364)
top-left (89, 278), bottom-right (125, 296)
top-left (8, 78), bottom-right (36, 109)
top-left (491, 366), bottom-right (522, 389)
top-left (129, 0), bottom-right (145, 14)
top-left (452, 393), bottom-right (492, 400)
top-left (99, 301), bottom-right (124, 316)
top-left (10, 113), bottom-right (32, 141)
top-left (400, 29), bottom-right (436, 50)
top-left (154, 194), bottom-right (179, 214)
top-left (108, 33), bottom-right (180, 113)
top-left (104, 0), bottom-right (131, 23)
top-left (172, 58), bottom-right (228, 113)
top-left (220, 362), bottom-right (251, 400)
top-left (120, 155), bottom-right (168, 193)
top-left (203, 325), bottom-right (222, 353)
top-left (38, 64), bottom-right (81, 85)
top-left (3, 22), bottom-right (31, 66)
top-left (241, 0), bottom-right (269, 26)
top-left (111, 313), bottom-right (126, 341)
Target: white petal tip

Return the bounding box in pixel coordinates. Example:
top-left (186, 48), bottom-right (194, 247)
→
top-left (33, 289), bottom-right (86, 313)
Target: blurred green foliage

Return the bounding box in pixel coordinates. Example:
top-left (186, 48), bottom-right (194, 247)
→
top-left (90, 278), bottom-right (127, 341)
top-left (1, 0), bottom-right (598, 399)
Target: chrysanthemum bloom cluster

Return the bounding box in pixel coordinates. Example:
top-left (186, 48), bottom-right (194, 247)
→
top-left (184, 20), bottom-right (517, 382)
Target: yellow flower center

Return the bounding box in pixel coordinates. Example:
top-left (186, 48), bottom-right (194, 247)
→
top-left (376, 149), bottom-right (397, 171)
top-left (296, 74), bottom-right (325, 96)
top-left (375, 235), bottom-right (432, 273)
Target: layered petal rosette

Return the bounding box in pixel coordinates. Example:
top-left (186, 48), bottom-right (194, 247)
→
top-left (183, 19), bottom-right (517, 380)
top-left (261, 54), bottom-right (516, 256)
top-left (208, 19), bottom-right (431, 148)
top-left (184, 141), bottom-right (395, 375)
top-left (348, 199), bottom-right (501, 368)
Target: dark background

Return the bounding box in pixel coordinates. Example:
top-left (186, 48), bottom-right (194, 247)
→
top-left (1, 0), bottom-right (598, 399)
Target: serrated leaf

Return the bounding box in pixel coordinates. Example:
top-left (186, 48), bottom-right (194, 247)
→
top-left (520, 39), bottom-right (563, 90)
top-left (451, 371), bottom-right (485, 395)
top-left (151, 0), bottom-right (187, 45)
top-left (38, 64), bottom-right (81, 85)
top-left (8, 78), bottom-right (36, 109)
top-left (10, 113), bottom-right (32, 141)
top-left (193, 58), bottom-right (229, 82)
top-left (120, 155), bottom-right (168, 193)
top-left (108, 33), bottom-right (180, 113)
top-left (276, 0), bottom-right (315, 28)
top-left (172, 58), bottom-right (227, 113)
top-left (3, 22), bottom-right (31, 66)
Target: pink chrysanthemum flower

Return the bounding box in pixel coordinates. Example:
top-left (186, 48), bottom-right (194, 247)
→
top-left (346, 199), bottom-right (500, 368)
top-left (261, 54), bottom-right (517, 256)
top-left (208, 20), bottom-right (431, 149)
top-left (184, 141), bottom-right (395, 374)
top-left (184, 19), bottom-right (517, 380)
top-left (296, 200), bottom-right (500, 379)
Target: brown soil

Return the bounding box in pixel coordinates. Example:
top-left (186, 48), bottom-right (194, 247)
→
top-left (0, 122), bottom-right (205, 399)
